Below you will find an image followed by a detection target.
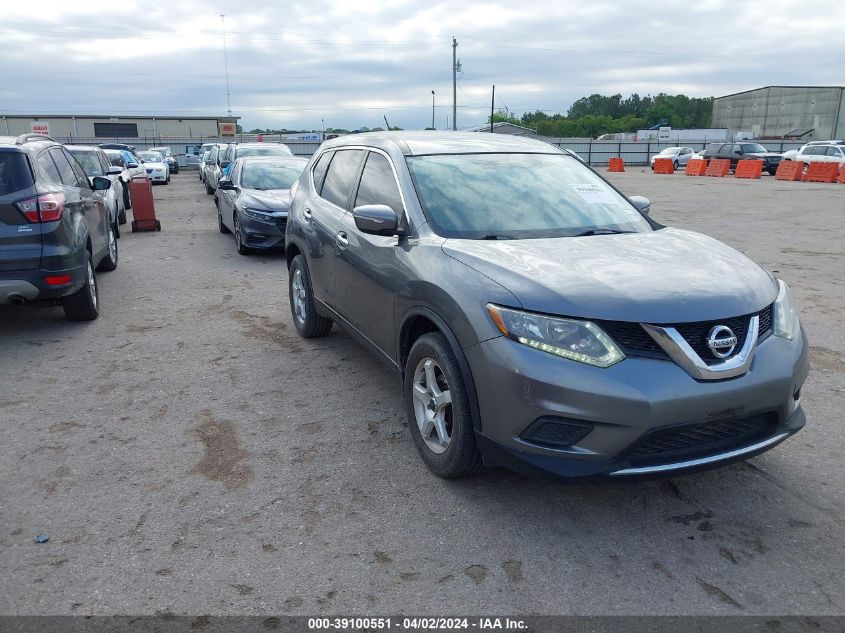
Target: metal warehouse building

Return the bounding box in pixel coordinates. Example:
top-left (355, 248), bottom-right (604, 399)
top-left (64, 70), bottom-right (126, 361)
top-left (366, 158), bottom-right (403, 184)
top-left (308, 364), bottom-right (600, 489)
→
top-left (712, 86), bottom-right (845, 140)
top-left (0, 114), bottom-right (239, 140)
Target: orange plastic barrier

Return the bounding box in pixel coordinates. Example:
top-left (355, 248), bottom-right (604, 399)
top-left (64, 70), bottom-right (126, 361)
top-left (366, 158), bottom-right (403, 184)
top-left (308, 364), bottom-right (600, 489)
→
top-left (775, 160), bottom-right (804, 181)
top-left (128, 175), bottom-right (161, 232)
top-left (608, 157), bottom-right (625, 172)
top-left (653, 157), bottom-right (674, 174)
top-left (734, 159), bottom-right (763, 179)
top-left (706, 159), bottom-right (731, 177)
top-left (802, 162), bottom-right (839, 183)
top-left (685, 159), bottom-right (708, 176)
top-left (839, 164), bottom-right (845, 184)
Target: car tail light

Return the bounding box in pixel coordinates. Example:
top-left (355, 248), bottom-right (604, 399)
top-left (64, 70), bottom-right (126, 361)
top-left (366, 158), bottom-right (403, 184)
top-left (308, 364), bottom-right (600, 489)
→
top-left (15, 192), bottom-right (66, 223)
top-left (44, 274), bottom-right (72, 286)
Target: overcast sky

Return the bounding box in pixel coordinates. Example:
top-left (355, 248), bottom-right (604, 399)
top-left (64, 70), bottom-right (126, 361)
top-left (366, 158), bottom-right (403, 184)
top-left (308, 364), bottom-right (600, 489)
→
top-left (2, 1), bottom-right (844, 131)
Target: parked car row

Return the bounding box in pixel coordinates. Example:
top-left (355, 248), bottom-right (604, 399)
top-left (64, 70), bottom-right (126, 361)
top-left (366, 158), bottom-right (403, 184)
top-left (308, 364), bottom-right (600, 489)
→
top-left (649, 140), bottom-right (845, 174)
top-left (1, 133), bottom-right (120, 320)
top-left (201, 141), bottom-right (306, 256)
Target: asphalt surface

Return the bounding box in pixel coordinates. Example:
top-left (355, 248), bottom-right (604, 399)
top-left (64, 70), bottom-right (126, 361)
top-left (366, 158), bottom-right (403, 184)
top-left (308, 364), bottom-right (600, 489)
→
top-left (1, 169), bottom-right (843, 616)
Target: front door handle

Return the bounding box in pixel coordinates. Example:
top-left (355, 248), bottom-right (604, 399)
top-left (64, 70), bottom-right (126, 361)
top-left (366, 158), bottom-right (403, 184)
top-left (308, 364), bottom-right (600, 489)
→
top-left (303, 207), bottom-right (312, 222)
top-left (335, 231), bottom-right (349, 248)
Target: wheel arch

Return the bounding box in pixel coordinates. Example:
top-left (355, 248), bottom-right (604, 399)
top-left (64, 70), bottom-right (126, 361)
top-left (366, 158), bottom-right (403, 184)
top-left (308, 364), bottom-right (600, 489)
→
top-left (398, 307), bottom-right (483, 432)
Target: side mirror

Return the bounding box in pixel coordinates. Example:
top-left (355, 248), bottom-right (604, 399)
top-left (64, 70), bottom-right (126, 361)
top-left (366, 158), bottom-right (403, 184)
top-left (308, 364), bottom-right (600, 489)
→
top-left (92, 176), bottom-right (111, 191)
top-left (353, 204), bottom-right (400, 236)
top-left (107, 166), bottom-right (122, 175)
top-left (220, 160), bottom-right (231, 169)
top-left (629, 196), bottom-right (651, 216)
top-left (127, 162), bottom-right (138, 169)
top-left (217, 177), bottom-right (236, 190)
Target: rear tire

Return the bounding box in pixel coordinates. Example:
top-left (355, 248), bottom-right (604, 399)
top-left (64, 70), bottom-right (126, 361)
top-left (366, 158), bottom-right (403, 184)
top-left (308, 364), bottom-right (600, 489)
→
top-left (673, 160), bottom-right (679, 170)
top-left (404, 332), bottom-right (482, 478)
top-left (288, 255), bottom-right (332, 338)
top-left (205, 181), bottom-right (214, 195)
top-left (63, 254), bottom-right (100, 321)
top-left (218, 205), bottom-right (230, 234)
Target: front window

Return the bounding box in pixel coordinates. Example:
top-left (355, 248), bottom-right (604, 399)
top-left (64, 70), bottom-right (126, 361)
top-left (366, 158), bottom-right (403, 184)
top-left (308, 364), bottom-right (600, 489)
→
top-left (741, 143), bottom-right (767, 153)
top-left (240, 162), bottom-right (306, 190)
top-left (68, 151), bottom-right (104, 177)
top-left (138, 152), bottom-right (163, 162)
top-left (406, 153), bottom-right (652, 239)
top-left (105, 151), bottom-right (125, 167)
top-left (659, 147), bottom-right (680, 155)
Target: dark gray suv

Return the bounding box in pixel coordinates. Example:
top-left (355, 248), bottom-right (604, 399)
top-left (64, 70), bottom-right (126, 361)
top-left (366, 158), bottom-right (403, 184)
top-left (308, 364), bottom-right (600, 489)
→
top-left (1, 134), bottom-right (118, 320)
top-left (285, 132), bottom-right (808, 480)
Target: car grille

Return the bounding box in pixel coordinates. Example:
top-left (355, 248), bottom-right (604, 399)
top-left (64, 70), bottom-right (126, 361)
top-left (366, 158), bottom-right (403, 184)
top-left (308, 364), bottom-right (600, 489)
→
top-left (599, 304), bottom-right (774, 363)
top-left (624, 412), bottom-right (776, 467)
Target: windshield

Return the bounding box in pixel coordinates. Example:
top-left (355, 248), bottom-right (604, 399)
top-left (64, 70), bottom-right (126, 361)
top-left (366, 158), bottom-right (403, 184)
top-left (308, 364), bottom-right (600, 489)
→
top-left (659, 147), bottom-right (680, 155)
top-left (741, 143), bottom-right (767, 153)
top-left (406, 153), bottom-right (651, 239)
top-left (240, 161), bottom-right (305, 190)
top-left (104, 151), bottom-right (125, 167)
top-left (68, 151), bottom-right (104, 176)
top-left (152, 148), bottom-right (172, 156)
top-left (237, 146), bottom-right (293, 158)
top-left (139, 152), bottom-right (163, 162)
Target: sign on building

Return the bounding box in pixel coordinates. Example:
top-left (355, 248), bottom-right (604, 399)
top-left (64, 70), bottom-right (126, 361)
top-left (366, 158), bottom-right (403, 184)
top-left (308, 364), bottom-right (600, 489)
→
top-left (219, 122), bottom-right (236, 137)
top-left (658, 126), bottom-right (671, 141)
top-left (30, 121), bottom-right (50, 136)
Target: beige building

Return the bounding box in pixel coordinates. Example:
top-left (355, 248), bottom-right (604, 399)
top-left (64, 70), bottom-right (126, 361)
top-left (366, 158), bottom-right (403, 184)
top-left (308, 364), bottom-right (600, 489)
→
top-left (1, 114), bottom-right (240, 140)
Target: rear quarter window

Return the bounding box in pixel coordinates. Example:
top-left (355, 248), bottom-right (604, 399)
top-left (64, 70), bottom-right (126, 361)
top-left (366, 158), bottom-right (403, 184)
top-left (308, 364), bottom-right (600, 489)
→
top-left (0, 151), bottom-right (34, 196)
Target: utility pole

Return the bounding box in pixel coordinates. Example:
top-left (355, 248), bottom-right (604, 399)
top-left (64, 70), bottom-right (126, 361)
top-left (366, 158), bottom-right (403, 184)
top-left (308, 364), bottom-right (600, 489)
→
top-left (383, 114), bottom-right (391, 130)
top-left (490, 85), bottom-right (495, 133)
top-left (452, 37), bottom-right (458, 131)
top-left (221, 14), bottom-right (232, 117)
top-left (431, 90), bottom-right (435, 129)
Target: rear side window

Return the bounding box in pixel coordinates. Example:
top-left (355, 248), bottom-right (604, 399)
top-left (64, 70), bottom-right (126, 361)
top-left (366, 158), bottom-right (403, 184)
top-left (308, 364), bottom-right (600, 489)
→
top-left (311, 151), bottom-right (332, 192)
top-left (38, 151), bottom-right (62, 183)
top-left (49, 148), bottom-right (79, 186)
top-left (826, 146), bottom-right (843, 157)
top-left (354, 152), bottom-right (404, 213)
top-left (0, 152), bottom-right (34, 196)
top-left (320, 150), bottom-right (364, 209)
top-left (69, 150), bottom-right (105, 177)
top-left (717, 145), bottom-right (733, 157)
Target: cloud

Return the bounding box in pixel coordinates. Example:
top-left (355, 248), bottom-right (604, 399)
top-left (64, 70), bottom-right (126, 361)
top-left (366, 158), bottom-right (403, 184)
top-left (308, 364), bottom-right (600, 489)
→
top-left (1, 0), bottom-right (843, 130)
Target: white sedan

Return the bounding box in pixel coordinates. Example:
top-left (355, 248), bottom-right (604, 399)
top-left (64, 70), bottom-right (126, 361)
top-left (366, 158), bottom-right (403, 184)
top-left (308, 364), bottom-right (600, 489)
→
top-left (137, 151), bottom-right (170, 184)
top-left (782, 142), bottom-right (845, 167)
top-left (649, 146), bottom-right (695, 169)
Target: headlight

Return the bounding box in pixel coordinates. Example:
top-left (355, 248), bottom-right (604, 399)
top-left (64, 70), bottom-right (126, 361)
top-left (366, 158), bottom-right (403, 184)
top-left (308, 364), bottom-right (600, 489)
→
top-left (773, 279), bottom-right (799, 340)
top-left (486, 304), bottom-right (625, 368)
top-left (243, 208), bottom-right (278, 223)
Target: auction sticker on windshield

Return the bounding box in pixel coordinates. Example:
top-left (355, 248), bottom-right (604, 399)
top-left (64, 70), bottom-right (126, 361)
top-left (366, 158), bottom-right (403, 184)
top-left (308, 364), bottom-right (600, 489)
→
top-left (568, 183), bottom-right (620, 205)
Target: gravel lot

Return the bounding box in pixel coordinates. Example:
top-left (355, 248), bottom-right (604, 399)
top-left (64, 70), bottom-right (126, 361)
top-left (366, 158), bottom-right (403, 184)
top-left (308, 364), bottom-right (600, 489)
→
top-left (1, 169), bottom-right (843, 616)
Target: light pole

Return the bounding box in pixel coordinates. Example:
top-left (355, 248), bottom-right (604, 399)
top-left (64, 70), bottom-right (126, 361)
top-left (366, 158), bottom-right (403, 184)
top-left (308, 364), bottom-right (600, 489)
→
top-left (431, 90), bottom-right (435, 129)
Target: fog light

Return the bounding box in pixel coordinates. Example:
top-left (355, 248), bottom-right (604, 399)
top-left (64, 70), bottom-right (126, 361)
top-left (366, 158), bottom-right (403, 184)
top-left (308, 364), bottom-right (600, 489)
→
top-left (520, 416), bottom-right (594, 448)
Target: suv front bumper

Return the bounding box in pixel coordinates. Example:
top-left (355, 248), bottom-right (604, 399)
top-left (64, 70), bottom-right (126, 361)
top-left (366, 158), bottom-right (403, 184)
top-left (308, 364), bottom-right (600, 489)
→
top-left (465, 326), bottom-right (809, 480)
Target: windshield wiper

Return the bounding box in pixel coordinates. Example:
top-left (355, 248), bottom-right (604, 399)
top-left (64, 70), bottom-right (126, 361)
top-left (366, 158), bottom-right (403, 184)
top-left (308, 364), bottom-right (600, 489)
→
top-left (478, 234), bottom-right (515, 240)
top-left (572, 229), bottom-right (634, 237)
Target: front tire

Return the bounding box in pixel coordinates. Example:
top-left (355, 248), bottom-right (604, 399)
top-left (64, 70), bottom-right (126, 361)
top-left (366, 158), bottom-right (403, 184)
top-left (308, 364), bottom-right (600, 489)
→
top-left (63, 254), bottom-right (100, 321)
top-left (673, 160), bottom-right (679, 170)
top-left (205, 180), bottom-right (214, 195)
top-left (288, 255), bottom-right (332, 338)
top-left (234, 213), bottom-right (251, 255)
top-left (404, 332), bottom-right (481, 478)
top-left (97, 224), bottom-right (119, 272)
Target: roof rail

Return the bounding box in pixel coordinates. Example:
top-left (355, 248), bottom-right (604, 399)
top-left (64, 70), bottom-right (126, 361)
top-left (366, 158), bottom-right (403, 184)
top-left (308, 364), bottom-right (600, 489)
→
top-left (16, 133), bottom-right (56, 145)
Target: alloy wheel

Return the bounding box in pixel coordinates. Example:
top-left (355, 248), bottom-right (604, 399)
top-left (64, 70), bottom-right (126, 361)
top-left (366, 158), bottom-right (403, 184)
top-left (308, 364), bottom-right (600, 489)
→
top-left (291, 268), bottom-right (307, 325)
top-left (411, 357), bottom-right (453, 454)
top-left (87, 260), bottom-right (98, 310)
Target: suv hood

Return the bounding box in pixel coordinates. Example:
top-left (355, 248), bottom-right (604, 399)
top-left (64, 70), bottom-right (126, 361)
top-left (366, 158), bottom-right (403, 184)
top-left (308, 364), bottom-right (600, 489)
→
top-left (442, 228), bottom-right (777, 323)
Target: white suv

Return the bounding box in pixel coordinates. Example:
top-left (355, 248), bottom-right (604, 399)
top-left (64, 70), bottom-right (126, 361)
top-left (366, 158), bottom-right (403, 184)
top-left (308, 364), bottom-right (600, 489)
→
top-left (783, 142), bottom-right (845, 166)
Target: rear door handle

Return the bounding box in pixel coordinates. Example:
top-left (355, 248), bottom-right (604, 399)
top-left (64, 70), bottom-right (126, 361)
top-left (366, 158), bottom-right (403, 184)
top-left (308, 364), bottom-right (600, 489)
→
top-left (335, 231), bottom-right (349, 248)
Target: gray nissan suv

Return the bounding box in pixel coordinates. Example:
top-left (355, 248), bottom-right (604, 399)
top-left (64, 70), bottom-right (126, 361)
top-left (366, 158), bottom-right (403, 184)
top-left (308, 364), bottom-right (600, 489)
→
top-left (285, 132), bottom-right (808, 480)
